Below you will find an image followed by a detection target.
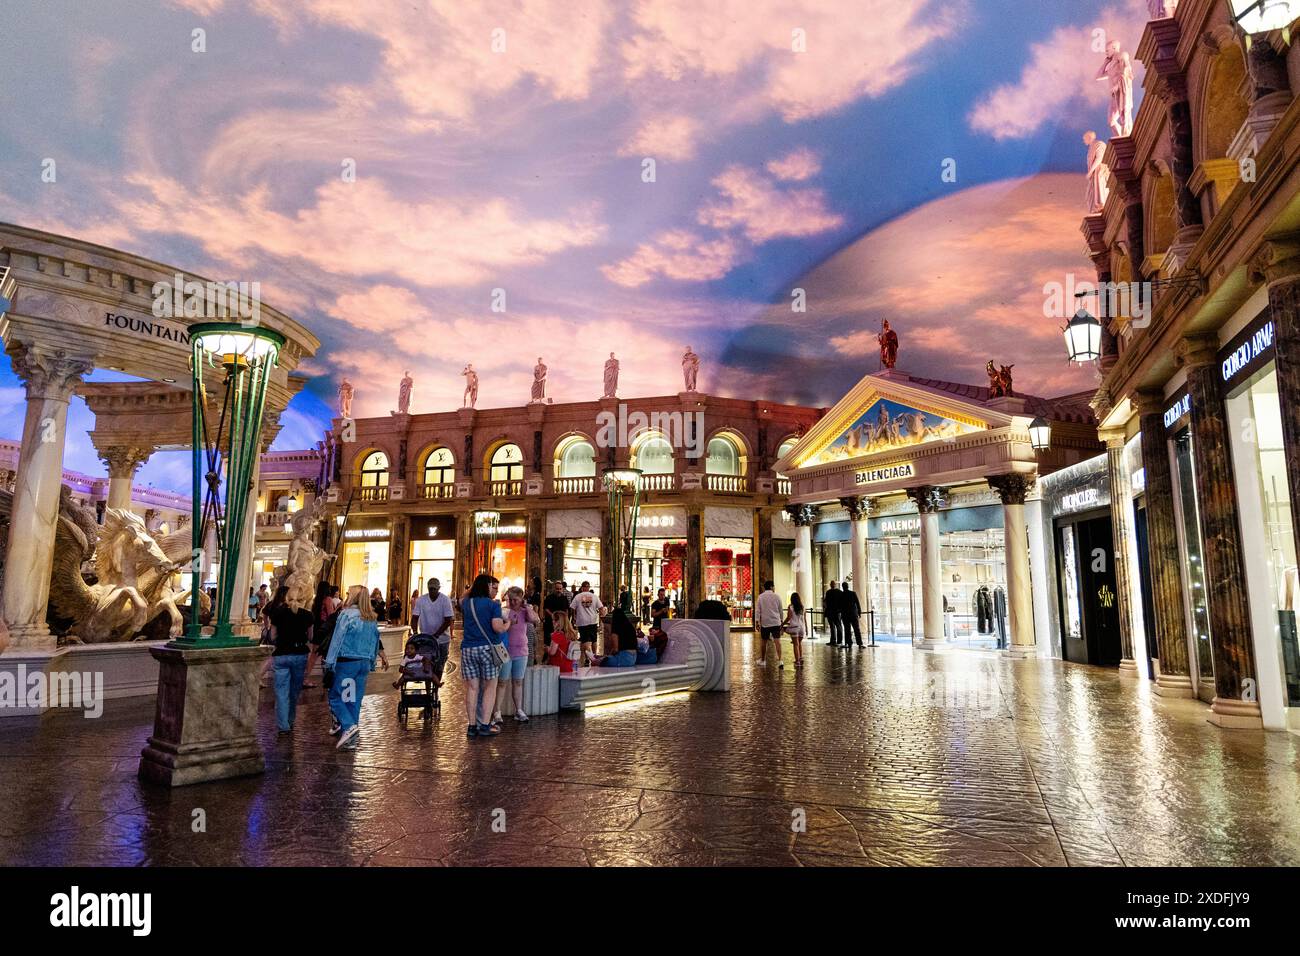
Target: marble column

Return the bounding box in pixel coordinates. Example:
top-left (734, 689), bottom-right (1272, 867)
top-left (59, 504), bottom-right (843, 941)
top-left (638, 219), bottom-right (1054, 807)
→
top-left (100, 445), bottom-right (152, 513)
top-left (685, 504), bottom-right (704, 617)
top-left (755, 507), bottom-right (775, 598)
top-left (1025, 493), bottom-right (1052, 655)
top-left (1135, 391), bottom-right (1194, 697)
top-left (1102, 431), bottom-right (1139, 675)
top-left (1182, 336), bottom-right (1262, 727)
top-left (1, 345), bottom-right (93, 650)
top-left (906, 486), bottom-right (947, 648)
top-left (526, 510), bottom-right (545, 599)
top-left (1163, 72), bottom-right (1204, 255)
top-left (786, 504), bottom-right (816, 628)
top-left (840, 496), bottom-right (872, 619)
top-left (1245, 37), bottom-right (1293, 146)
top-left (228, 452), bottom-right (263, 633)
top-left (989, 474), bottom-right (1036, 657)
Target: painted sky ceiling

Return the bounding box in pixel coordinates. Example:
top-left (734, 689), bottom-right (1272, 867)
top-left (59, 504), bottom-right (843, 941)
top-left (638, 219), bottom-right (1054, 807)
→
top-left (0, 0), bottom-right (1148, 492)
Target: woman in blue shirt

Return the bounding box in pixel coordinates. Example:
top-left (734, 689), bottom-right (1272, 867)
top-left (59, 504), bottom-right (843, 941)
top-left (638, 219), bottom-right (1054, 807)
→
top-left (325, 585), bottom-right (380, 750)
top-left (460, 574), bottom-right (510, 738)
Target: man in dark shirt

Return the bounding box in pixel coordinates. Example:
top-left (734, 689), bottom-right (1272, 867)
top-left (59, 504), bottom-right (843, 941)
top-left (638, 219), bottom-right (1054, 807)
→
top-left (541, 580), bottom-right (570, 661)
top-left (839, 581), bottom-right (863, 648)
top-left (650, 587), bottom-right (670, 630)
top-left (823, 583), bottom-right (844, 645)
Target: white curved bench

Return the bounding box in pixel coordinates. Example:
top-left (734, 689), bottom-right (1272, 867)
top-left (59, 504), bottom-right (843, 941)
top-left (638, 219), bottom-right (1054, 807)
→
top-left (558, 618), bottom-right (729, 710)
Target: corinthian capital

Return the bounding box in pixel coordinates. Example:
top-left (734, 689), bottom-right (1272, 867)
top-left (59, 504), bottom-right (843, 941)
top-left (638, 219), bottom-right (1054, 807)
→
top-left (838, 495), bottom-right (873, 521)
top-left (988, 473), bottom-right (1035, 506)
top-left (99, 445), bottom-right (153, 478)
top-left (785, 503), bottom-right (818, 527)
top-left (7, 343), bottom-right (92, 401)
top-left (906, 485), bottom-right (948, 514)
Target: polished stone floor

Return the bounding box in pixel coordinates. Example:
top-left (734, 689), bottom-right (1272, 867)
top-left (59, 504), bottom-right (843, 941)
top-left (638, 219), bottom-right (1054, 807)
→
top-left (2, 635), bottom-right (1300, 867)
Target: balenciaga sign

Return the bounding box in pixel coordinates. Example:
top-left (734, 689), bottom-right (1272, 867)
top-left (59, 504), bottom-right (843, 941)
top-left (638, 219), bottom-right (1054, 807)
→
top-left (855, 462), bottom-right (915, 485)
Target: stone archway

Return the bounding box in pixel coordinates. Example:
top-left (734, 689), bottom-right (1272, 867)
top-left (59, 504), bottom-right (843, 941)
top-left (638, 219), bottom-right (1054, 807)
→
top-left (0, 223), bottom-right (319, 655)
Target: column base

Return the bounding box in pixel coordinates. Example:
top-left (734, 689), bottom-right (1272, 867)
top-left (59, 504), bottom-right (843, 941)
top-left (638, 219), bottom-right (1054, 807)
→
top-left (1006, 644), bottom-right (1037, 659)
top-left (2, 620), bottom-right (57, 654)
top-left (919, 637), bottom-right (949, 650)
top-left (0, 645), bottom-right (70, 717)
top-left (1208, 696), bottom-right (1264, 730)
top-left (138, 643), bottom-right (270, 787)
top-left (1153, 673), bottom-right (1196, 699)
top-left (1118, 658), bottom-right (1139, 677)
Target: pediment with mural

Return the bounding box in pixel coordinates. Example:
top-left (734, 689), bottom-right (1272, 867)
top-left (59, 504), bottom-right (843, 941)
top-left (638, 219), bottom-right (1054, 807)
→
top-left (806, 398), bottom-right (981, 465)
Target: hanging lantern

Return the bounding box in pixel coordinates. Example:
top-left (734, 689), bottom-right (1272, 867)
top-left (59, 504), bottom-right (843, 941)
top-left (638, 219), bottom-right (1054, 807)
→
top-left (1063, 308), bottom-right (1102, 363)
top-left (1230, 0), bottom-right (1296, 37)
top-left (1028, 416), bottom-right (1052, 452)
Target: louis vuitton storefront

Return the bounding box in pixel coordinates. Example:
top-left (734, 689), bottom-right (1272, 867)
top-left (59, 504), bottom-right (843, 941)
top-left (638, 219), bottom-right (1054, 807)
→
top-left (776, 368), bottom-right (1100, 654)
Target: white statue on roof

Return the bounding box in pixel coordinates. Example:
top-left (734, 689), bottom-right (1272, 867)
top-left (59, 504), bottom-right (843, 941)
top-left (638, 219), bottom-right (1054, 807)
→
top-left (1083, 131), bottom-right (1110, 214)
top-left (1096, 40), bottom-right (1133, 138)
top-left (1147, 0), bottom-right (1177, 19)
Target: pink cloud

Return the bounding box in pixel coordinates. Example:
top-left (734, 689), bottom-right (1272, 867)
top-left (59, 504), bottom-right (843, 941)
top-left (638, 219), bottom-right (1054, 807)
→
top-left (622, 0), bottom-right (962, 122)
top-left (601, 230), bottom-right (740, 287)
top-left (968, 0), bottom-right (1148, 140)
top-left (621, 114), bottom-right (703, 160)
top-left (766, 147), bottom-right (821, 182)
top-left (110, 174), bottom-right (605, 289)
top-left (698, 164), bottom-right (842, 243)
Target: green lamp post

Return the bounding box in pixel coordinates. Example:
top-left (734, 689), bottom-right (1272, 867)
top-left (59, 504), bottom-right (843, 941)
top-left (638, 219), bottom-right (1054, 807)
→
top-left (603, 468), bottom-right (643, 613)
top-left (177, 321), bottom-right (285, 648)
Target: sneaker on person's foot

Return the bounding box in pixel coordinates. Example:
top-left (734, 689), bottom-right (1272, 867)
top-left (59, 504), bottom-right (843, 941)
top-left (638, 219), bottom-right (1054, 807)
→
top-left (491, 710), bottom-right (503, 726)
top-left (329, 718), bottom-right (342, 736)
top-left (515, 710), bottom-right (529, 723)
top-left (335, 725), bottom-right (360, 749)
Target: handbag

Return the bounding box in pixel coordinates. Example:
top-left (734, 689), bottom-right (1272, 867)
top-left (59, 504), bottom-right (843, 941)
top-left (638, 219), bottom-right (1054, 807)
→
top-left (468, 598), bottom-right (510, 666)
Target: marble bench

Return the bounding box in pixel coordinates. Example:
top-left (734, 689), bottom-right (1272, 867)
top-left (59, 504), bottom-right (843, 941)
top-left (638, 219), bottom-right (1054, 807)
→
top-left (558, 618), bottom-right (729, 710)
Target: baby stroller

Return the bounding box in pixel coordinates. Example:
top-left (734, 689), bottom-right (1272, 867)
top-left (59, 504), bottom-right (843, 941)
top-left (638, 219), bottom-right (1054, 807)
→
top-left (397, 635), bottom-right (442, 723)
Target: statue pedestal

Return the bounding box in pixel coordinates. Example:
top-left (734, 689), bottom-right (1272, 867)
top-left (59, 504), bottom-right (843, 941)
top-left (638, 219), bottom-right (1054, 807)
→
top-left (0, 645), bottom-right (70, 717)
top-left (138, 643), bottom-right (269, 787)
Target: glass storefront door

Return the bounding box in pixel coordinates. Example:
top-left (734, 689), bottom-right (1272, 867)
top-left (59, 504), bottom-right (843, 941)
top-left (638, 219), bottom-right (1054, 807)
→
top-left (409, 539), bottom-right (455, 605)
top-left (1227, 365), bottom-right (1300, 716)
top-left (705, 536), bottom-right (753, 625)
top-left (1171, 426), bottom-right (1215, 702)
top-left (341, 540), bottom-right (391, 595)
top-left (868, 536), bottom-right (919, 644)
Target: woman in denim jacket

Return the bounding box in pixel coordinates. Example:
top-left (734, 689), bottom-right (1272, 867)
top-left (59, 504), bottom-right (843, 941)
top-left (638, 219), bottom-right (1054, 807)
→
top-left (325, 585), bottom-right (380, 750)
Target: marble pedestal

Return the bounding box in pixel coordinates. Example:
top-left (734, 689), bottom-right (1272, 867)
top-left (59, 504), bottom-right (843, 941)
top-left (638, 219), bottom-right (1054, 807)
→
top-left (139, 643), bottom-right (270, 787)
top-left (1208, 697), bottom-right (1265, 730)
top-left (1154, 673), bottom-right (1196, 699)
top-left (0, 646), bottom-right (70, 716)
top-left (1006, 644), bottom-right (1038, 659)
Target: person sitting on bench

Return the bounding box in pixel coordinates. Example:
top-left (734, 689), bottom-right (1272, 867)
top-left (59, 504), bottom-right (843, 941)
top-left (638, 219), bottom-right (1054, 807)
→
top-left (592, 608), bottom-right (638, 667)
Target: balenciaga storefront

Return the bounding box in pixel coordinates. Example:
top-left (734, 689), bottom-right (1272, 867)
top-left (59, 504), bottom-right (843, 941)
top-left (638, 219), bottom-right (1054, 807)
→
top-left (777, 368), bottom-right (1099, 654)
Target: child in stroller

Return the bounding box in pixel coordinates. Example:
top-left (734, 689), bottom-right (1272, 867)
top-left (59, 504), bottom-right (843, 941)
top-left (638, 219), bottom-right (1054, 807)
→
top-left (396, 636), bottom-right (442, 722)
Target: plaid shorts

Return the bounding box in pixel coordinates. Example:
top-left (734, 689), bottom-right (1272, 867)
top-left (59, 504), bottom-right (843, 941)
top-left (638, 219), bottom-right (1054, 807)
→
top-left (459, 644), bottom-right (501, 681)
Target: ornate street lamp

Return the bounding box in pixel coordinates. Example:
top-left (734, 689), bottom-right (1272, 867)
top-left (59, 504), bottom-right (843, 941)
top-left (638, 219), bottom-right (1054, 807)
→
top-left (472, 509), bottom-right (501, 577)
top-left (1028, 416), bottom-right (1052, 452)
top-left (1230, 0), bottom-right (1296, 37)
top-left (1063, 307), bottom-right (1103, 363)
top-left (603, 468), bottom-right (643, 613)
top-left (180, 321), bottom-right (285, 647)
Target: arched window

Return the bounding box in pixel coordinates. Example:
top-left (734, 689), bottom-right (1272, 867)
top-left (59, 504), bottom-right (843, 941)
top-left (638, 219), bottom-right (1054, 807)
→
top-left (490, 443), bottom-right (524, 483)
top-left (706, 436), bottom-right (741, 476)
top-left (423, 447), bottom-right (455, 485)
top-left (633, 436), bottom-right (674, 474)
top-left (556, 439), bottom-right (596, 478)
top-left (775, 437), bottom-right (799, 478)
top-left (360, 451), bottom-right (389, 488)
